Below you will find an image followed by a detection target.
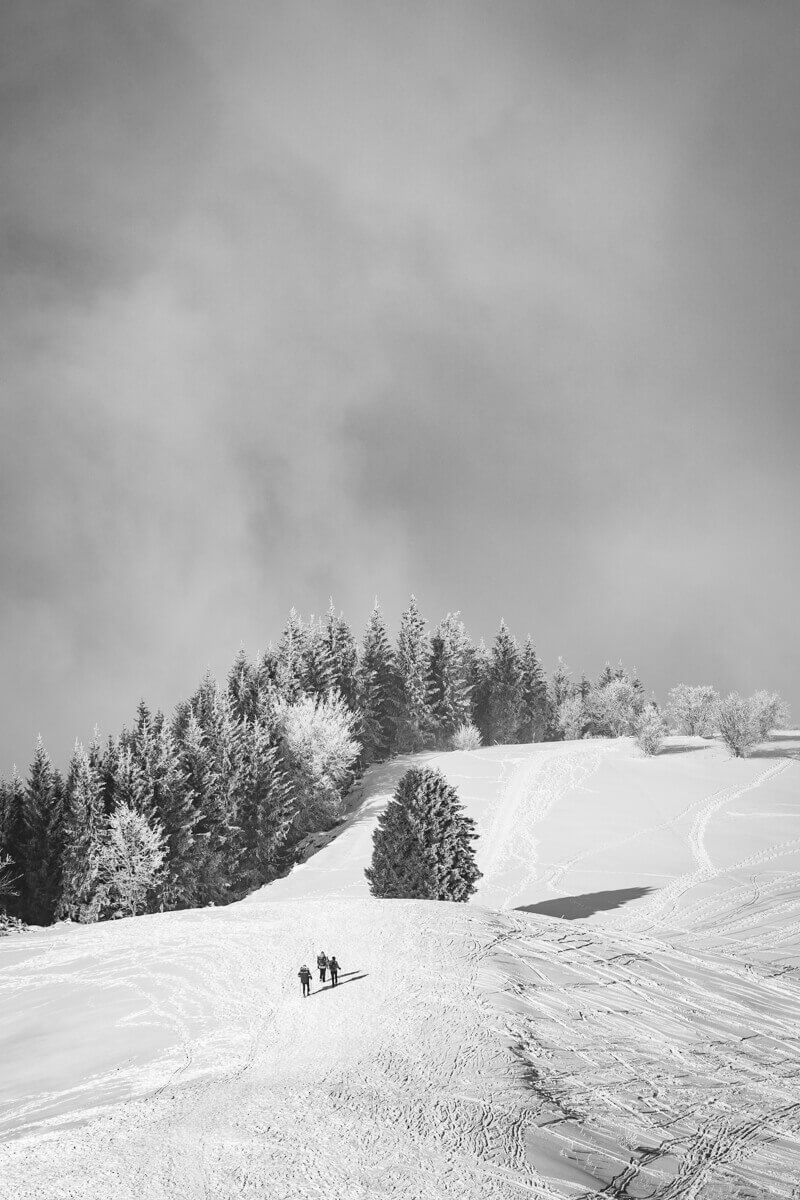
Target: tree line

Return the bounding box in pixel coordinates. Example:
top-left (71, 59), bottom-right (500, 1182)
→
top-left (0, 596), bottom-right (789, 929)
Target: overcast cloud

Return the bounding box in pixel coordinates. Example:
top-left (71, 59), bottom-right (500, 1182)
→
top-left (1, 0), bottom-right (798, 770)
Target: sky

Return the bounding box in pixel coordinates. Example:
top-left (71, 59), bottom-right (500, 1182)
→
top-left (1, 0), bottom-right (799, 772)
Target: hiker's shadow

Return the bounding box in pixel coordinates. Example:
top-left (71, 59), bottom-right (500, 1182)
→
top-left (309, 972), bottom-right (368, 996)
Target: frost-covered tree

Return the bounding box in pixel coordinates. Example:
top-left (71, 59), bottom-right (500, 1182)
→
top-left (545, 658), bottom-right (573, 740)
top-left (635, 706), bottom-right (667, 756)
top-left (93, 804), bottom-right (166, 918)
top-left (236, 718), bottom-right (294, 888)
top-left (750, 691), bottom-right (791, 741)
top-left (323, 601), bottom-right (359, 710)
top-left (517, 639), bottom-right (548, 743)
top-left (227, 649), bottom-right (263, 723)
top-left (357, 601), bottom-right (396, 764)
top-left (487, 620), bottom-right (523, 744)
top-left (717, 693), bottom-right (759, 758)
top-left (365, 766), bottom-right (481, 901)
top-left (58, 741), bottom-right (106, 921)
top-left (429, 612), bottom-right (473, 747)
top-left (557, 695), bottom-right (585, 740)
top-left (468, 639), bottom-right (493, 745)
top-left (665, 685), bottom-right (720, 737)
top-left (394, 596), bottom-right (435, 752)
top-left (276, 608), bottom-right (310, 702)
top-left (275, 692), bottom-right (360, 832)
top-left (588, 677), bottom-right (641, 737)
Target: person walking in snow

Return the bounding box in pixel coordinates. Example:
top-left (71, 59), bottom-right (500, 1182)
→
top-left (328, 955), bottom-right (340, 986)
top-left (317, 951), bottom-right (328, 983)
top-left (298, 964), bottom-right (312, 997)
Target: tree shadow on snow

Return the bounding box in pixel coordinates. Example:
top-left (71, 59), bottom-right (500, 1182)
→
top-left (515, 887), bottom-right (654, 921)
top-left (656, 743), bottom-right (711, 755)
top-left (307, 973), bottom-right (369, 996)
top-left (749, 733), bottom-right (800, 762)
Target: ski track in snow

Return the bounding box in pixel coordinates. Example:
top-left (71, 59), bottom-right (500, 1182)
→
top-left (1, 739), bottom-right (799, 1198)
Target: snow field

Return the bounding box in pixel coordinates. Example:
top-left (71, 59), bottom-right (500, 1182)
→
top-left (1, 734), bottom-right (799, 1197)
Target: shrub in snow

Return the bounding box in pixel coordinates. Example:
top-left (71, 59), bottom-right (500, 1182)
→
top-left (635, 706), bottom-right (667, 756)
top-left (749, 691), bottom-right (791, 741)
top-left (717, 693), bottom-right (759, 758)
top-left (93, 804), bottom-right (167, 918)
top-left (365, 766), bottom-right (482, 901)
top-left (0, 852), bottom-right (18, 908)
top-left (453, 722), bottom-right (482, 752)
top-left (556, 695), bottom-right (585, 740)
top-left (665, 685), bottom-right (719, 737)
top-left (275, 691), bottom-right (361, 828)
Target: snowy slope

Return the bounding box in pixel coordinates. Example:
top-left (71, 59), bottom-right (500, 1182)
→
top-left (2, 736), bottom-right (799, 1198)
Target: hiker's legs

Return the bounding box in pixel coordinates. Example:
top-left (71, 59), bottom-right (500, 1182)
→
top-left (302, 980), bottom-right (310, 996)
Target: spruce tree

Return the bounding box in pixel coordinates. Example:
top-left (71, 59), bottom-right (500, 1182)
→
top-left (487, 620), bottom-right (523, 744)
top-left (394, 596), bottom-right (434, 752)
top-left (546, 657), bottom-right (573, 741)
top-left (22, 738), bottom-right (65, 925)
top-left (429, 613), bottom-right (473, 748)
top-left (236, 718), bottom-right (294, 889)
top-left (58, 741), bottom-right (105, 921)
top-left (227, 649), bottom-right (262, 723)
top-left (365, 766), bottom-right (481, 901)
top-left (303, 615), bottom-right (336, 699)
top-left (357, 601), bottom-right (397, 764)
top-left (469, 639), bottom-right (493, 744)
top-left (517, 638), bottom-right (548, 743)
top-left (324, 601), bottom-right (358, 709)
top-left (276, 609), bottom-right (309, 702)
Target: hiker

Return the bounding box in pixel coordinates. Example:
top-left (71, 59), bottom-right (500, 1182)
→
top-left (328, 955), bottom-right (340, 986)
top-left (298, 964), bottom-right (312, 997)
top-left (317, 951), bottom-right (328, 982)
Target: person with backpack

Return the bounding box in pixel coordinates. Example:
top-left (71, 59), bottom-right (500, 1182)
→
top-left (328, 955), bottom-right (340, 986)
top-left (316, 951), bottom-right (328, 982)
top-left (298, 964), bottom-right (312, 997)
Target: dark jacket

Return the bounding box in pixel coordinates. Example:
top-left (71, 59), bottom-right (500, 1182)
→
top-left (298, 966), bottom-right (312, 982)
top-left (328, 957), bottom-right (340, 973)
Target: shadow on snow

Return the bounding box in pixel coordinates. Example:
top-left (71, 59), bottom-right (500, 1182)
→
top-left (306, 972), bottom-right (369, 997)
top-left (515, 886), bottom-right (654, 921)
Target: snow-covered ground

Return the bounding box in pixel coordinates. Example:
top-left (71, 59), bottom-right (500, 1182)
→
top-left (2, 735), bottom-right (799, 1197)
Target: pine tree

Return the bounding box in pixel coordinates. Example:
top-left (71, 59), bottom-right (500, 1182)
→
top-left (276, 609), bottom-right (309, 702)
top-left (236, 718), bottom-right (294, 889)
top-left (517, 638), bottom-right (548, 743)
top-left (357, 601), bottom-right (397, 764)
top-left (429, 613), bottom-right (473, 748)
top-left (303, 615), bottom-right (336, 699)
top-left (58, 740), bottom-right (105, 921)
top-left (227, 649), bottom-right (262, 723)
top-left (150, 721), bottom-right (203, 910)
top-left (487, 620), bottom-right (523, 744)
top-left (21, 738), bottom-right (66, 925)
top-left (545, 657), bottom-right (573, 741)
top-left (324, 601), bottom-right (358, 709)
top-left (365, 766), bottom-right (481, 901)
top-left (469, 639), bottom-right (492, 744)
top-left (394, 596), bottom-right (434, 753)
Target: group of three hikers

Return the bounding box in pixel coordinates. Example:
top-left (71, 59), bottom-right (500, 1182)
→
top-left (298, 951), bottom-right (340, 996)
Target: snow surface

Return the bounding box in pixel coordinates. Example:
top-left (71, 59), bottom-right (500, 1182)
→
top-left (2, 735), bottom-right (800, 1197)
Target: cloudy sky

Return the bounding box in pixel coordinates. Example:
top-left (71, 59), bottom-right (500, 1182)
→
top-left (2, 0), bottom-right (798, 771)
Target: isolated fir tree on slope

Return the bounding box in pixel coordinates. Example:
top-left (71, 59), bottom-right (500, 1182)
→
top-left (365, 766), bottom-right (481, 901)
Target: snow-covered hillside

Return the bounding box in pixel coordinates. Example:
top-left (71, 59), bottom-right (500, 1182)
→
top-left (2, 736), bottom-right (799, 1198)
